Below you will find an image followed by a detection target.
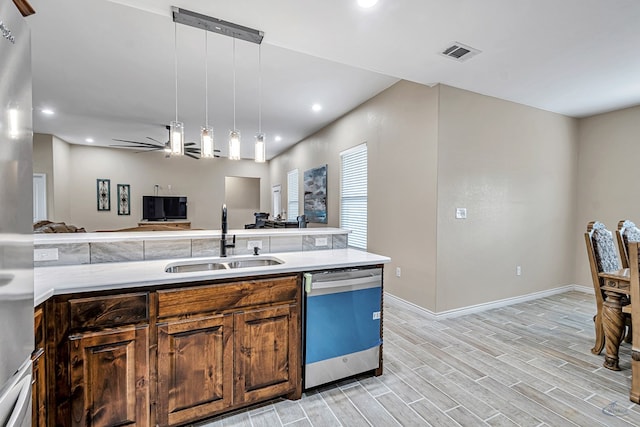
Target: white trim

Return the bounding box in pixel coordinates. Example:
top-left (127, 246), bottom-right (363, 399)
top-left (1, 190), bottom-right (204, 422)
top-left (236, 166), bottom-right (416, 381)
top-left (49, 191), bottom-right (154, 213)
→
top-left (385, 284), bottom-right (592, 319)
top-left (339, 141), bottom-right (367, 157)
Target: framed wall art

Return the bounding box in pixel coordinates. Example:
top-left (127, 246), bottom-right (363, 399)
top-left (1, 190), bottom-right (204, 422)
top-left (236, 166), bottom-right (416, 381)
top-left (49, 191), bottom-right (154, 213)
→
top-left (303, 164), bottom-right (327, 223)
top-left (117, 184), bottom-right (130, 215)
top-left (96, 179), bottom-right (110, 211)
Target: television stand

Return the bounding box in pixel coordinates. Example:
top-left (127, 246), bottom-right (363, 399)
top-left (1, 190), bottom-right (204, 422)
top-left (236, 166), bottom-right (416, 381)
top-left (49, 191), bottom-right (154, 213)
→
top-left (138, 220), bottom-right (191, 230)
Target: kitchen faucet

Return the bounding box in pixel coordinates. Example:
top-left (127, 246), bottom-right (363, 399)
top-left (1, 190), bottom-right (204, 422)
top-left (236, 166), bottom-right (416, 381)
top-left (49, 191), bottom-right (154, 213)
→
top-left (220, 204), bottom-right (235, 257)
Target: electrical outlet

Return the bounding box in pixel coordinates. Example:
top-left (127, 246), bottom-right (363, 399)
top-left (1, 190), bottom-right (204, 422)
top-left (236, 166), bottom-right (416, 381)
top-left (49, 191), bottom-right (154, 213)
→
top-left (34, 248), bottom-right (59, 261)
top-left (247, 240), bottom-right (263, 250)
top-left (516, 265), bottom-right (522, 276)
top-left (396, 267), bottom-right (401, 277)
top-left (315, 237), bottom-right (328, 247)
top-left (456, 208), bottom-right (467, 219)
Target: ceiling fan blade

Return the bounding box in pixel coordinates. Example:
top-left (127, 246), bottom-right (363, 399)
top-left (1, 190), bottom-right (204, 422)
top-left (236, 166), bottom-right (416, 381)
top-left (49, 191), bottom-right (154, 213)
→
top-left (112, 139), bottom-right (163, 148)
top-left (146, 136), bottom-right (166, 145)
top-left (185, 152), bottom-right (199, 160)
top-left (184, 142), bottom-right (197, 146)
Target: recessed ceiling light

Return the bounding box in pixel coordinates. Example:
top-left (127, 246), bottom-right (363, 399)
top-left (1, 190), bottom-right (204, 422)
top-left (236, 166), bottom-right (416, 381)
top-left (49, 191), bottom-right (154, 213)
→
top-left (357, 0), bottom-right (378, 8)
top-left (85, 138), bottom-right (94, 143)
top-left (41, 108), bottom-right (54, 115)
top-left (275, 135), bottom-right (282, 142)
top-left (312, 104), bottom-right (322, 112)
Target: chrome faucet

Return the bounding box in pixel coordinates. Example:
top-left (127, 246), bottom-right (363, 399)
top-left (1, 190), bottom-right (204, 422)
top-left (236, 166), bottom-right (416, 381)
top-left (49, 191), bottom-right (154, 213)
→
top-left (220, 204), bottom-right (235, 257)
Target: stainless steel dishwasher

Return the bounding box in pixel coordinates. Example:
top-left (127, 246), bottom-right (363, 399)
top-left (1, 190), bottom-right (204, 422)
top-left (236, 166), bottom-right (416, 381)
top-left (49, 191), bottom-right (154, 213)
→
top-left (303, 267), bottom-right (382, 389)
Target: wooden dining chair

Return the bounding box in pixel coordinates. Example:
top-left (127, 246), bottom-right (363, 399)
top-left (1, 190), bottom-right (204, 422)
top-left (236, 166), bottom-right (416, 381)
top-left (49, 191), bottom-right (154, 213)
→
top-left (585, 221), bottom-right (626, 354)
top-left (626, 242), bottom-right (640, 402)
top-left (617, 220), bottom-right (640, 268)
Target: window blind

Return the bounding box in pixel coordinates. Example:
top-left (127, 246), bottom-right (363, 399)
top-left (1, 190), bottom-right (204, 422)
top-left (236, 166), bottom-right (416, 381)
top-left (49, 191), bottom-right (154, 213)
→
top-left (340, 143), bottom-right (367, 249)
top-left (287, 169), bottom-right (299, 221)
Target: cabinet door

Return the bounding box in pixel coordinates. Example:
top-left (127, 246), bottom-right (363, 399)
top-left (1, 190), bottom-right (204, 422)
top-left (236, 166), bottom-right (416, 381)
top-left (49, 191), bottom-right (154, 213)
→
top-left (32, 305), bottom-right (46, 427)
top-left (69, 326), bottom-right (149, 427)
top-left (31, 349), bottom-right (46, 427)
top-left (157, 315), bottom-right (233, 426)
top-left (234, 304), bottom-right (300, 405)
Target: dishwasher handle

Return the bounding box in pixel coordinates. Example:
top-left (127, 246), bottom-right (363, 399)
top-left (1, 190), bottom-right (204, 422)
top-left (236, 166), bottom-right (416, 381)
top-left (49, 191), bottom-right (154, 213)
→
top-left (305, 273), bottom-right (381, 294)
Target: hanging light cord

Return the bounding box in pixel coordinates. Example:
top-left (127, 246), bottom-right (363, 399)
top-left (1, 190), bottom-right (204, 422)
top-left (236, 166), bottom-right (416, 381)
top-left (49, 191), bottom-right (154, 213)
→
top-left (258, 43), bottom-right (262, 133)
top-left (174, 22), bottom-right (178, 122)
top-left (204, 31), bottom-right (208, 128)
top-left (232, 37), bottom-right (236, 130)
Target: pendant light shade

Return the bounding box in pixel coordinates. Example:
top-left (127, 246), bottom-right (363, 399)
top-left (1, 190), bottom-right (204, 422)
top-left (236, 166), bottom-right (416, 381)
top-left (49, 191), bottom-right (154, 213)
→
top-left (228, 37), bottom-right (241, 160)
top-left (254, 133), bottom-right (266, 163)
top-left (170, 120), bottom-right (184, 156)
top-left (201, 126), bottom-right (215, 158)
top-left (229, 130), bottom-right (241, 160)
top-left (200, 30), bottom-right (215, 159)
top-left (171, 22), bottom-right (184, 157)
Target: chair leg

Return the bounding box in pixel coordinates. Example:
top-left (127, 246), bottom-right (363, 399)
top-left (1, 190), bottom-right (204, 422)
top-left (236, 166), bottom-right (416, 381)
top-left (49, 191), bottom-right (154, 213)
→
top-left (592, 312), bottom-right (605, 355)
top-left (626, 323), bottom-right (633, 344)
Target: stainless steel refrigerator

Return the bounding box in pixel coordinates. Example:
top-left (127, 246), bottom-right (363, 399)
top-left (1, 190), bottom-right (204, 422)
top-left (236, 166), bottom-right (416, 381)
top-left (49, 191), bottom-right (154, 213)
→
top-left (0, 0), bottom-right (34, 425)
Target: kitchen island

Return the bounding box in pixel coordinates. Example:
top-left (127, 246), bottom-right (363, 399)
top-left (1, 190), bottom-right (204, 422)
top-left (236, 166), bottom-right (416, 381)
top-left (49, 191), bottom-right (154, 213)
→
top-left (34, 245), bottom-right (389, 427)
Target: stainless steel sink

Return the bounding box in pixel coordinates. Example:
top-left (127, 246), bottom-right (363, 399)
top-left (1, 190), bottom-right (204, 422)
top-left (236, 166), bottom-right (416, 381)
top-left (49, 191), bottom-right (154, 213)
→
top-left (226, 259), bottom-right (282, 268)
top-left (165, 256), bottom-right (283, 273)
top-left (165, 262), bottom-right (228, 273)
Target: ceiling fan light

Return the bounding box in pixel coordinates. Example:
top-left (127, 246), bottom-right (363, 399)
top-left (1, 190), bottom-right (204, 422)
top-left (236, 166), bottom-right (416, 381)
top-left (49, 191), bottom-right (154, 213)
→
top-left (169, 120), bottom-right (184, 156)
top-left (254, 133), bottom-right (266, 163)
top-left (229, 130), bottom-right (241, 160)
top-left (201, 126), bottom-right (215, 158)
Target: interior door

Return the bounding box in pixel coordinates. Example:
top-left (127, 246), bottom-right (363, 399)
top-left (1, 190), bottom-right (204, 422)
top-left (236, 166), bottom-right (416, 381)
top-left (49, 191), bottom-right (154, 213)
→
top-left (33, 174), bottom-right (46, 221)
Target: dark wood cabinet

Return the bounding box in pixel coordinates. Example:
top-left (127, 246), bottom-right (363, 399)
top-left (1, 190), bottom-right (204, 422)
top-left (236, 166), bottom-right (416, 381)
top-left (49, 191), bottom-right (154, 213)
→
top-left (156, 314), bottom-right (233, 426)
top-left (32, 304), bottom-right (46, 427)
top-left (68, 326), bottom-right (149, 427)
top-left (43, 274), bottom-right (301, 427)
top-left (234, 304), bottom-right (299, 405)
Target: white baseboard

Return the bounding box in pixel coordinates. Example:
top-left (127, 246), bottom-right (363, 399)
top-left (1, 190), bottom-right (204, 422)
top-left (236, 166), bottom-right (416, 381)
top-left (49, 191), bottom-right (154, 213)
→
top-left (385, 284), bottom-right (593, 319)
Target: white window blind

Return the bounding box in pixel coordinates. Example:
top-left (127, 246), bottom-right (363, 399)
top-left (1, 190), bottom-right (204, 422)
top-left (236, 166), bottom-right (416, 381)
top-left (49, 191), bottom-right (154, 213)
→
top-left (340, 143), bottom-right (367, 249)
top-left (287, 169), bottom-right (299, 221)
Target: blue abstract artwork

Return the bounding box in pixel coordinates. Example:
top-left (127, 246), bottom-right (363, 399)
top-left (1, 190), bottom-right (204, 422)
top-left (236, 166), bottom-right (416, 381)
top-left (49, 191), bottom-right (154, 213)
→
top-left (304, 165), bottom-right (327, 223)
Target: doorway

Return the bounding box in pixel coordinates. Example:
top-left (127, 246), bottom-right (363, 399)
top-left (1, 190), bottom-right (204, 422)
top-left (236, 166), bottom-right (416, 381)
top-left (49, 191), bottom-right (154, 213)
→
top-left (224, 177), bottom-right (261, 229)
top-left (272, 185), bottom-right (281, 219)
top-left (33, 173), bottom-right (47, 221)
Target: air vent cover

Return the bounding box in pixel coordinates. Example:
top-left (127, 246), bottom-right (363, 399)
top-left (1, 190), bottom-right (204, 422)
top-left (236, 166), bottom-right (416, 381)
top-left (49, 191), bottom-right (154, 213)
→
top-left (440, 42), bottom-right (481, 62)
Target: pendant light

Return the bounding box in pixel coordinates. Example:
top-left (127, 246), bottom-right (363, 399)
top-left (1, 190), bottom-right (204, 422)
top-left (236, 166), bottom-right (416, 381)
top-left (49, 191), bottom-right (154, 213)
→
top-left (228, 37), bottom-right (241, 160)
top-left (254, 43), bottom-right (266, 163)
top-left (200, 30), bottom-right (215, 158)
top-left (170, 21), bottom-right (184, 156)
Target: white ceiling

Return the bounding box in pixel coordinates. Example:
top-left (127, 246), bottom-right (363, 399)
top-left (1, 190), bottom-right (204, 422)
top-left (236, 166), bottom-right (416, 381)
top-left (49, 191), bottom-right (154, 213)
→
top-left (27, 0), bottom-right (640, 160)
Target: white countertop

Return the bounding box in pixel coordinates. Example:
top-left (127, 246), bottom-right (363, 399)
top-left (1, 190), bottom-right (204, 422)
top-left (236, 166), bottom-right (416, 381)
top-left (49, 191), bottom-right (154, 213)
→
top-left (34, 248), bottom-right (390, 306)
top-left (34, 227), bottom-right (349, 245)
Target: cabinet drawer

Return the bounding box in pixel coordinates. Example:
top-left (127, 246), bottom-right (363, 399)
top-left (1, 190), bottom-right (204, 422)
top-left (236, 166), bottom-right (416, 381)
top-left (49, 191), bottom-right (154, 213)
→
top-left (69, 292), bottom-right (149, 331)
top-left (157, 275), bottom-right (299, 319)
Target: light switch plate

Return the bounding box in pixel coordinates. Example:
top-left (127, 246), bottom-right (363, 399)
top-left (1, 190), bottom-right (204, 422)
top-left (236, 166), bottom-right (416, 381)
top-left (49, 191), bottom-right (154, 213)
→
top-left (34, 247), bottom-right (59, 261)
top-left (455, 207), bottom-right (467, 219)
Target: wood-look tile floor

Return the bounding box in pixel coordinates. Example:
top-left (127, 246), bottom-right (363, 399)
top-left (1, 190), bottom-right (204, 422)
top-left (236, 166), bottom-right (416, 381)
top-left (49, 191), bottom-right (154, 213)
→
top-left (197, 291), bottom-right (640, 426)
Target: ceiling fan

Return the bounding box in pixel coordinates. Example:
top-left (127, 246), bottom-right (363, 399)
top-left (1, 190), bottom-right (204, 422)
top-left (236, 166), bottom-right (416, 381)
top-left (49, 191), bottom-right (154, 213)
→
top-left (110, 125), bottom-right (220, 159)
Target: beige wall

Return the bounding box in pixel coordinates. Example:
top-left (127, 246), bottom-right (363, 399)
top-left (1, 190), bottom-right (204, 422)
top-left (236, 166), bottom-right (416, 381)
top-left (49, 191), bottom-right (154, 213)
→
top-left (36, 141), bottom-right (270, 231)
top-left (436, 85), bottom-right (579, 311)
top-left (575, 105), bottom-right (640, 287)
top-left (270, 80), bottom-right (440, 310)
top-left (270, 82), bottom-right (580, 313)
top-left (33, 134), bottom-right (54, 219)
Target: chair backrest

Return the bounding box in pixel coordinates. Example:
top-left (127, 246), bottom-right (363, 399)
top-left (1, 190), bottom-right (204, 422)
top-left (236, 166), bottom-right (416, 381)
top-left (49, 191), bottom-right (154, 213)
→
top-left (616, 220), bottom-right (640, 268)
top-left (585, 221), bottom-right (622, 304)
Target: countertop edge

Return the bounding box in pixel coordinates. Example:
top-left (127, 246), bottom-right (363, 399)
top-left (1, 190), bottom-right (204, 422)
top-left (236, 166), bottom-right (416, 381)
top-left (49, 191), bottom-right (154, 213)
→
top-left (34, 248), bottom-right (390, 307)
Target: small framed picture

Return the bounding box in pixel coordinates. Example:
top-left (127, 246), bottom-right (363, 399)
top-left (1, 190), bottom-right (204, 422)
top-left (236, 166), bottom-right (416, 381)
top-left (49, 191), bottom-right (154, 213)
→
top-left (96, 179), bottom-right (110, 211)
top-left (117, 184), bottom-right (130, 215)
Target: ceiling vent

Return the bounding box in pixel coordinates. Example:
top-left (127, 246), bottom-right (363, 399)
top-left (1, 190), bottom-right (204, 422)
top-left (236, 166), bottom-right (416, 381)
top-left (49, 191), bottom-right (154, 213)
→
top-left (440, 42), bottom-right (481, 62)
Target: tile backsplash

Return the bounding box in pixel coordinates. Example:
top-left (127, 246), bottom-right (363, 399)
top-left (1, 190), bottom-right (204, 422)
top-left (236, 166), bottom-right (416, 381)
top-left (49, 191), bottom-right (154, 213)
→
top-left (35, 232), bottom-right (349, 266)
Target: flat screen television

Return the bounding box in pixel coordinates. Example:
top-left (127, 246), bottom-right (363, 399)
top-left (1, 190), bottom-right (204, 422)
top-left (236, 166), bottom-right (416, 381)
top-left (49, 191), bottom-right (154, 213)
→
top-left (142, 196), bottom-right (187, 220)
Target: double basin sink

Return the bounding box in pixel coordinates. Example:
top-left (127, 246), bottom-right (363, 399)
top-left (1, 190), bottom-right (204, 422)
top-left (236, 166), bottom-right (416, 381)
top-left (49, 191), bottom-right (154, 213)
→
top-left (165, 256), bottom-right (283, 273)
